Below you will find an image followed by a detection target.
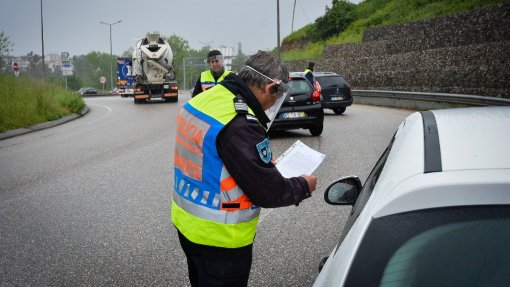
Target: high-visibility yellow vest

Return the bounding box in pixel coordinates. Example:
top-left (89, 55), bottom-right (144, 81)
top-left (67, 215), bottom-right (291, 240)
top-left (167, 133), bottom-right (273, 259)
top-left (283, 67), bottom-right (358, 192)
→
top-left (172, 84), bottom-right (260, 248)
top-left (200, 70), bottom-right (231, 91)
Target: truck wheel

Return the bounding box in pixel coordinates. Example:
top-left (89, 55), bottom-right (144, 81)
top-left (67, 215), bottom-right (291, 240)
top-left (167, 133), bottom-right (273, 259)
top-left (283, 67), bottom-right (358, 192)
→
top-left (134, 98), bottom-right (143, 104)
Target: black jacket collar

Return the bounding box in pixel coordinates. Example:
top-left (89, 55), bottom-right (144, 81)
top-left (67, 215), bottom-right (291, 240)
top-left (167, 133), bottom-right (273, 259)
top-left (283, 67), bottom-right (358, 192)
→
top-left (220, 73), bottom-right (270, 128)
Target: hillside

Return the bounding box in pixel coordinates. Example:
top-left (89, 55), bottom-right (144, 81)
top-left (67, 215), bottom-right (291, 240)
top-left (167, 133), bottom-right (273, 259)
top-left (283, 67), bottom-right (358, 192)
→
top-left (284, 3), bottom-right (510, 98)
top-left (281, 0), bottom-right (510, 61)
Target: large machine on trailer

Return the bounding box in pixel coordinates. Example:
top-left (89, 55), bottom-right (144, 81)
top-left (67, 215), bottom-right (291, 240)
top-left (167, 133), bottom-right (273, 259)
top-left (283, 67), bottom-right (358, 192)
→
top-left (131, 33), bottom-right (178, 103)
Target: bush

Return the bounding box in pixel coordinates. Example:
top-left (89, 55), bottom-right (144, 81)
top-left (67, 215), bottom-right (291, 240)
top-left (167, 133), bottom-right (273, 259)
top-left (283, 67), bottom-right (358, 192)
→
top-left (311, 0), bottom-right (357, 42)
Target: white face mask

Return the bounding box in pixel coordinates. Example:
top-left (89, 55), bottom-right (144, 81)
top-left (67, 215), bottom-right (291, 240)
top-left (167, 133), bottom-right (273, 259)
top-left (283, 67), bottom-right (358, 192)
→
top-left (244, 66), bottom-right (290, 130)
top-left (265, 92), bottom-right (287, 130)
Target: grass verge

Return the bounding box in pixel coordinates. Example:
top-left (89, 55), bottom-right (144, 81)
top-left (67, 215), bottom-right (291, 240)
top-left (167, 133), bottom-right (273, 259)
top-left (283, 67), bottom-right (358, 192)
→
top-left (0, 75), bottom-right (85, 133)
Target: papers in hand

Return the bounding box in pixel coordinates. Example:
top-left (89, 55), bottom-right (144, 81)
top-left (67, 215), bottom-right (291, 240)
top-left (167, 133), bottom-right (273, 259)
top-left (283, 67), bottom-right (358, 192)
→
top-left (275, 140), bottom-right (325, 178)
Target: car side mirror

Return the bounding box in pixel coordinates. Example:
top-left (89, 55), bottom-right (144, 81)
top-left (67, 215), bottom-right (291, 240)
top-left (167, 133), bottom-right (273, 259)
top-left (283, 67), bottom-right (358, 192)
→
top-left (324, 176), bottom-right (362, 205)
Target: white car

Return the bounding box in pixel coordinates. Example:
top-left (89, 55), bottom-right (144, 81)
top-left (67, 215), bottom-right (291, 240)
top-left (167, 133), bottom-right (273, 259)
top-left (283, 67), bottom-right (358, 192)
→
top-left (314, 106), bottom-right (510, 287)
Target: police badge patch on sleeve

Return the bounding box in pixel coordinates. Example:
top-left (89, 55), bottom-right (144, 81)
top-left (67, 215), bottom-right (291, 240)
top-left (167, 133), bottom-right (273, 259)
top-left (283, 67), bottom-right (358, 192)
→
top-left (256, 138), bottom-right (272, 164)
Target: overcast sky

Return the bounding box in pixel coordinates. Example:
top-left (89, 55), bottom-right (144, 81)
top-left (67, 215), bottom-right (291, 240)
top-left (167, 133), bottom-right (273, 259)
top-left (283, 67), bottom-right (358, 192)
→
top-left (1, 0), bottom-right (361, 58)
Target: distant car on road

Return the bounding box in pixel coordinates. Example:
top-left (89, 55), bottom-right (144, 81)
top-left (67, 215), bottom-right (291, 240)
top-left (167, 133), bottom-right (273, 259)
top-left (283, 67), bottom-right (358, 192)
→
top-left (314, 106), bottom-right (510, 287)
top-left (270, 72), bottom-right (324, 136)
top-left (77, 87), bottom-right (97, 95)
top-left (314, 72), bottom-right (352, 114)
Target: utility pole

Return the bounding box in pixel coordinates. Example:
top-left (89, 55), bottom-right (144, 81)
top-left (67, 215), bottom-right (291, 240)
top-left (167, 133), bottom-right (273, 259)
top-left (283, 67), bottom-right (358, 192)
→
top-left (100, 20), bottom-right (122, 91)
top-left (40, 0), bottom-right (45, 80)
top-left (291, 0), bottom-right (297, 33)
top-left (277, 0), bottom-right (281, 59)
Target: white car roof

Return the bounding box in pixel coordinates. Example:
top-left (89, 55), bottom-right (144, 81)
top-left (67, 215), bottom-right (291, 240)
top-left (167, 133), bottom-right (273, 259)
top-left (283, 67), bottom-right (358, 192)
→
top-left (370, 106), bottom-right (510, 218)
top-left (313, 106), bottom-right (510, 287)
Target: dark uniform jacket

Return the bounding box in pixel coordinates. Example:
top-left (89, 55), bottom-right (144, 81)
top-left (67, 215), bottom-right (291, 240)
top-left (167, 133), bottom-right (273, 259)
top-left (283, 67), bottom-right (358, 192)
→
top-left (215, 73), bottom-right (311, 208)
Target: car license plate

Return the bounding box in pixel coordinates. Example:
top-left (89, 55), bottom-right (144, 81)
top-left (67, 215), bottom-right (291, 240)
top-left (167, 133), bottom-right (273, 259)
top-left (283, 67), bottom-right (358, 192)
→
top-left (281, 112), bottom-right (305, 119)
top-left (163, 85), bottom-right (169, 89)
top-left (331, 96), bottom-right (344, 101)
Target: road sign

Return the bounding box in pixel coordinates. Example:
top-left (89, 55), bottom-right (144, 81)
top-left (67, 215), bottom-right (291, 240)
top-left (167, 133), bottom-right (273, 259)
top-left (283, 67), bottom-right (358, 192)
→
top-left (61, 52), bottom-right (69, 60)
top-left (63, 70), bottom-right (73, 76)
top-left (13, 62), bottom-right (19, 71)
top-left (100, 76), bottom-right (107, 84)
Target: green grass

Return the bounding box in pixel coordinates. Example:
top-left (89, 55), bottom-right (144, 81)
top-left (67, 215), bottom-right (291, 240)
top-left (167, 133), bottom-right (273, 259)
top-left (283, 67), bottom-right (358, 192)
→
top-left (282, 42), bottom-right (325, 61)
top-left (0, 75), bottom-right (85, 133)
top-left (282, 0), bottom-right (510, 60)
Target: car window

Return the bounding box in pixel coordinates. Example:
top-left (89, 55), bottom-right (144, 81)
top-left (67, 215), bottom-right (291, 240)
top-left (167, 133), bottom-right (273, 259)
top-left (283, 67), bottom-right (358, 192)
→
top-left (343, 205), bottom-right (510, 287)
top-left (288, 78), bottom-right (312, 95)
top-left (316, 76), bottom-right (345, 88)
top-left (334, 135), bottom-right (396, 250)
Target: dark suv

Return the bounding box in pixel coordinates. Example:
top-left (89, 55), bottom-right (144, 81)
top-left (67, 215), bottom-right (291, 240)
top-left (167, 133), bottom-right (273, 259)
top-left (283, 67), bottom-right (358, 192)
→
top-left (314, 72), bottom-right (352, 114)
top-left (270, 72), bottom-right (324, 136)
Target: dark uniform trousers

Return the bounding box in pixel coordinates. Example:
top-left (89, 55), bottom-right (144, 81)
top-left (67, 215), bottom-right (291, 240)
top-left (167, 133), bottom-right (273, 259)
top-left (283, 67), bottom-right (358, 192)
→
top-left (177, 230), bottom-right (253, 287)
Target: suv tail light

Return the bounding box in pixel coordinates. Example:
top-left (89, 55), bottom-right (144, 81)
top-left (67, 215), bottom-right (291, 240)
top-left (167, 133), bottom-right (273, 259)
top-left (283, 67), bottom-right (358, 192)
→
top-left (312, 90), bottom-right (321, 102)
top-left (312, 80), bottom-right (322, 102)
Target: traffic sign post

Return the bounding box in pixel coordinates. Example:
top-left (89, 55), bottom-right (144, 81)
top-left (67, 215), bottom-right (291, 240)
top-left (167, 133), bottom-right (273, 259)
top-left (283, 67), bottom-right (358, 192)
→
top-left (100, 76), bottom-right (107, 92)
top-left (13, 62), bottom-right (19, 77)
top-left (61, 52), bottom-right (73, 89)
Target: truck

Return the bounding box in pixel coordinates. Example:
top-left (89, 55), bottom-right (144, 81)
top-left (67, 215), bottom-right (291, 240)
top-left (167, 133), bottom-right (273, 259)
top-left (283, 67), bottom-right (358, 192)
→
top-left (131, 33), bottom-right (178, 103)
top-left (116, 57), bottom-right (136, 97)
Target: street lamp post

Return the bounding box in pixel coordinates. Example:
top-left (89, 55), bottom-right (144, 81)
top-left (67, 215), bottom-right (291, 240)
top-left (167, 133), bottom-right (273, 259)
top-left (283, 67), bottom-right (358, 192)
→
top-left (277, 0), bottom-right (281, 59)
top-left (100, 20), bottom-right (122, 92)
top-left (40, 0), bottom-right (45, 80)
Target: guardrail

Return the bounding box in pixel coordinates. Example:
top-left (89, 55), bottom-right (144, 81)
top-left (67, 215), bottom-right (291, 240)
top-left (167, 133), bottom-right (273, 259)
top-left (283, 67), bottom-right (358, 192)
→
top-left (352, 90), bottom-right (510, 110)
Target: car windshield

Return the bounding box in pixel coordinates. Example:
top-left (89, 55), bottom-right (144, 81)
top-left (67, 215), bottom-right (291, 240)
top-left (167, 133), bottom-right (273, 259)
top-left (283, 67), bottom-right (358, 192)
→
top-left (316, 76), bottom-right (345, 88)
top-left (344, 205), bottom-right (510, 287)
top-left (288, 78), bottom-right (312, 95)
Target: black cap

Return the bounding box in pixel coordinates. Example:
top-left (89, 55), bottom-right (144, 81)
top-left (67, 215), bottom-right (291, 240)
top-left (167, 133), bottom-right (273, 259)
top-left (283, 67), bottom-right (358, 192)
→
top-left (207, 50), bottom-right (222, 59)
top-left (308, 62), bottom-right (315, 68)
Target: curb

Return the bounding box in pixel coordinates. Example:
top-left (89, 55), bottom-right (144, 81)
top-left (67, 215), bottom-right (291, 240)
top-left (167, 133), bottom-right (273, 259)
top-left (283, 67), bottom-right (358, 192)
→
top-left (0, 105), bottom-right (90, 141)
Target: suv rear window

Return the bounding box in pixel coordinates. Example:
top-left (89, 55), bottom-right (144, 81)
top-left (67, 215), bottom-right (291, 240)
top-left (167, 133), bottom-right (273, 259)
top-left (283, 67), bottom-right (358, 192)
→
top-left (316, 76), bottom-right (346, 88)
top-left (288, 78), bottom-right (312, 95)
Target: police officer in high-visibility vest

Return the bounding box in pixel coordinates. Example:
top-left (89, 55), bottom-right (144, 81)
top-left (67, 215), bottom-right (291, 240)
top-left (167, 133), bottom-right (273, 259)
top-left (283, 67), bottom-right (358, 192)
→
top-left (304, 61), bottom-right (315, 86)
top-left (172, 51), bottom-right (317, 286)
top-left (191, 50), bottom-right (232, 97)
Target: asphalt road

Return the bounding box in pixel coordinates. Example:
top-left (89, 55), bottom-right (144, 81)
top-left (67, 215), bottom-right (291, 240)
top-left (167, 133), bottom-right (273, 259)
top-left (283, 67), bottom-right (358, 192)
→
top-left (0, 93), bottom-right (412, 286)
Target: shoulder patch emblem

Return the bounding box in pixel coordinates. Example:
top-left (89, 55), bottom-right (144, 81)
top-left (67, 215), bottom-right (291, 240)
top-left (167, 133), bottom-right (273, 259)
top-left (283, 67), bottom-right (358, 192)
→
top-left (233, 94), bottom-right (248, 114)
top-left (256, 138), bottom-right (272, 164)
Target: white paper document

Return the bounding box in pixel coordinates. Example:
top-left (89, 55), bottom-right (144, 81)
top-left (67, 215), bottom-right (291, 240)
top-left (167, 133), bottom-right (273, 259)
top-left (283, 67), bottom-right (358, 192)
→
top-left (275, 140), bottom-right (325, 178)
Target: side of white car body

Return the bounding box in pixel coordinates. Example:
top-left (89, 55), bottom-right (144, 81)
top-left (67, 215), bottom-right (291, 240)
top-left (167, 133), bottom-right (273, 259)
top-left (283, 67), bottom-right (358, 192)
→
top-left (313, 106), bottom-right (510, 286)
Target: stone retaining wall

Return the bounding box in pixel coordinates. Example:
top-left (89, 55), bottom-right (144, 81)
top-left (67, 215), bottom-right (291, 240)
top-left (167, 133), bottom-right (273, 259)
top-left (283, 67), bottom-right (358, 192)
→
top-left (286, 3), bottom-right (510, 98)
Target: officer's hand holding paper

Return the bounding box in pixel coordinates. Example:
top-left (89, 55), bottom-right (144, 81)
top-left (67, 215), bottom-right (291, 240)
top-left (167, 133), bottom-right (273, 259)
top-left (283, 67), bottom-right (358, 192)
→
top-left (275, 140), bottom-right (325, 192)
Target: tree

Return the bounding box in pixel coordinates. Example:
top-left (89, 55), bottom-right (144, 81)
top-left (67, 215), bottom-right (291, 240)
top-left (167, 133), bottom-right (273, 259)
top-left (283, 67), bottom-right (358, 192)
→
top-left (24, 51), bottom-right (45, 78)
top-left (231, 42), bottom-right (248, 72)
top-left (312, 0), bottom-right (357, 42)
top-left (165, 34), bottom-right (192, 88)
top-left (0, 31), bottom-right (14, 71)
top-left (72, 52), bottom-right (112, 90)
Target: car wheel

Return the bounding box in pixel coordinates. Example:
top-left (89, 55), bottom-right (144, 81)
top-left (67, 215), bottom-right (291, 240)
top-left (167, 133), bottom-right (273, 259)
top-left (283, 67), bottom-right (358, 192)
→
top-left (333, 107), bottom-right (346, 114)
top-left (134, 98), bottom-right (143, 104)
top-left (309, 124), bottom-right (323, 136)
